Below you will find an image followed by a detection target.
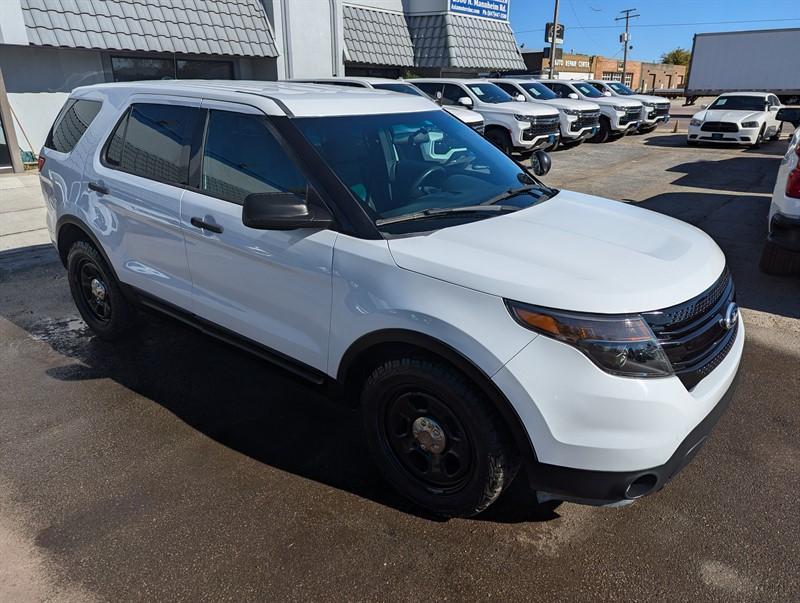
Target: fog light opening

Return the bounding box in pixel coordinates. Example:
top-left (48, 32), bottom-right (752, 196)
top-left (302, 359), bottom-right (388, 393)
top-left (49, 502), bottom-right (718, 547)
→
top-left (625, 474), bottom-right (658, 499)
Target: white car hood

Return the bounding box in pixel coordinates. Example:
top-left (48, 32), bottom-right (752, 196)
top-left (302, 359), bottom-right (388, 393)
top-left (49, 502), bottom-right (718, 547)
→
top-left (590, 96), bottom-right (641, 109)
top-left (387, 191), bottom-right (725, 314)
top-left (540, 98), bottom-right (600, 112)
top-left (631, 94), bottom-right (669, 105)
top-left (443, 105), bottom-right (483, 124)
top-left (482, 101), bottom-right (559, 117)
top-left (695, 109), bottom-right (764, 123)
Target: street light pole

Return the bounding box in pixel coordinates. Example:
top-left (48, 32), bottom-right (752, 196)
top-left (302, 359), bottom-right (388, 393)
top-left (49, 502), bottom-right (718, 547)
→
top-left (615, 8), bottom-right (640, 86)
top-left (549, 0), bottom-right (560, 79)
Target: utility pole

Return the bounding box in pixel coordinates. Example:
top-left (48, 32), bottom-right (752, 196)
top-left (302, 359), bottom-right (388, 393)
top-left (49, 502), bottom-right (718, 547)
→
top-left (615, 8), bottom-right (640, 86)
top-left (548, 0), bottom-right (560, 79)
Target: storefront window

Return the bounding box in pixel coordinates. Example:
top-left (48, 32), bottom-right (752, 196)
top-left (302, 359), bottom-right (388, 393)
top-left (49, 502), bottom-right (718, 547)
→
top-left (111, 57), bottom-right (234, 82)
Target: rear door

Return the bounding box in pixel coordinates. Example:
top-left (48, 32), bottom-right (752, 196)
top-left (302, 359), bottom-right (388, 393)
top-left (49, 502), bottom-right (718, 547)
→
top-left (84, 96), bottom-right (203, 309)
top-left (180, 100), bottom-right (337, 371)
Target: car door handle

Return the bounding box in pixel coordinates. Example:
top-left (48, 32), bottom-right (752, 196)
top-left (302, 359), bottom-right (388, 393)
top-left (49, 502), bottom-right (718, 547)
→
top-left (190, 217), bottom-right (223, 234)
top-left (88, 181), bottom-right (108, 195)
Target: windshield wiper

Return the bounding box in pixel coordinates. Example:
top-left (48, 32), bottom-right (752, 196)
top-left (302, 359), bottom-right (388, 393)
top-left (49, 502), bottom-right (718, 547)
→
top-left (481, 185), bottom-right (546, 206)
top-left (376, 205), bottom-right (519, 227)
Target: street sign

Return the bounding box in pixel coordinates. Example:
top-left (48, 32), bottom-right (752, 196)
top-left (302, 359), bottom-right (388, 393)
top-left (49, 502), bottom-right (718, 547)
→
top-left (449, 0), bottom-right (510, 21)
top-left (545, 22), bottom-right (565, 45)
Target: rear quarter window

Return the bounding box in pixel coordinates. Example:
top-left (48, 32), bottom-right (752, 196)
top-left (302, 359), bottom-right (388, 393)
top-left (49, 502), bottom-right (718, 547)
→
top-left (44, 99), bottom-right (102, 153)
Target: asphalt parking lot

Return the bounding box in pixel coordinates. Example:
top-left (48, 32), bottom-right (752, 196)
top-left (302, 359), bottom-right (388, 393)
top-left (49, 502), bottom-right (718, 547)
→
top-left (1, 130), bottom-right (799, 601)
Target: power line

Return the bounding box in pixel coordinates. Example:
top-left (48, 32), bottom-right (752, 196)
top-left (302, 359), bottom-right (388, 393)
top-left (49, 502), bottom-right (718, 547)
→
top-left (515, 17), bottom-right (800, 34)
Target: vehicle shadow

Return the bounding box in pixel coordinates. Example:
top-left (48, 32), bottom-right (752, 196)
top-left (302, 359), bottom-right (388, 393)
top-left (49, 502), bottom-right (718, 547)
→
top-left (1, 246), bottom-right (560, 525)
top-left (665, 157), bottom-right (782, 194)
top-left (637, 192), bottom-right (800, 320)
top-left (644, 134), bottom-right (789, 157)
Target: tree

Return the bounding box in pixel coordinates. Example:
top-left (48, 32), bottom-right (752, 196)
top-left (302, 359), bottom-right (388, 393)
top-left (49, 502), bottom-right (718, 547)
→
top-left (661, 48), bottom-right (691, 66)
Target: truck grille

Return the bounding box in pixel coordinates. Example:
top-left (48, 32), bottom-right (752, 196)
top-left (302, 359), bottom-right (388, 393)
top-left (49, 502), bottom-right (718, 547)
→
top-left (655, 105), bottom-right (670, 117)
top-left (619, 107), bottom-right (640, 125)
top-left (702, 122), bottom-right (739, 133)
top-left (571, 110), bottom-right (600, 131)
top-left (642, 268), bottom-right (737, 391)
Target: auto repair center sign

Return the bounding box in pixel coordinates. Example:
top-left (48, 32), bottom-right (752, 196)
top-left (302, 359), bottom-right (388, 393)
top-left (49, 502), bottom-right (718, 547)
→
top-left (449, 0), bottom-right (510, 21)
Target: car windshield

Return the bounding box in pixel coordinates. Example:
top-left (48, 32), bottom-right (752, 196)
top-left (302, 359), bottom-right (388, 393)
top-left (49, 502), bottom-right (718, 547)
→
top-left (520, 82), bottom-right (558, 100)
top-left (607, 82), bottom-right (635, 95)
top-left (293, 110), bottom-right (554, 234)
top-left (373, 83), bottom-right (425, 97)
top-left (709, 96), bottom-right (767, 111)
top-left (572, 83), bottom-right (603, 98)
top-left (465, 83), bottom-right (514, 104)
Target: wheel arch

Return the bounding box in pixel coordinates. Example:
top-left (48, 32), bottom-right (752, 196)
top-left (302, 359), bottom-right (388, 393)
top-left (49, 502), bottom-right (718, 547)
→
top-left (55, 216), bottom-right (119, 282)
top-left (337, 329), bottom-right (538, 467)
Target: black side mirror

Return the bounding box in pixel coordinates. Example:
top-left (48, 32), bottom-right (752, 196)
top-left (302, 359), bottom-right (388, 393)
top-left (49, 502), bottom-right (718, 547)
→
top-left (777, 107), bottom-right (800, 127)
top-left (531, 150), bottom-right (551, 177)
top-left (242, 191), bottom-right (333, 231)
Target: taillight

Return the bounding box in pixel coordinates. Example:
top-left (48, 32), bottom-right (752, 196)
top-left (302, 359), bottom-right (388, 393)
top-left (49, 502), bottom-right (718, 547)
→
top-left (787, 145), bottom-right (800, 199)
top-left (37, 154), bottom-right (45, 171)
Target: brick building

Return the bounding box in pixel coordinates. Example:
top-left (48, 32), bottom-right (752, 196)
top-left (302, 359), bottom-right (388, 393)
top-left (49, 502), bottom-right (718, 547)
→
top-left (639, 62), bottom-right (687, 92)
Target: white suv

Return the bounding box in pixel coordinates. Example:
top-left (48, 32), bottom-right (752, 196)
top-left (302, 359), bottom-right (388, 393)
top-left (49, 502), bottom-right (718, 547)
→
top-left (539, 79), bottom-right (643, 143)
top-left (413, 79), bottom-right (561, 154)
top-left (585, 80), bottom-right (671, 132)
top-left (39, 81), bottom-right (743, 517)
top-left (490, 78), bottom-right (601, 147)
top-left (760, 107), bottom-right (800, 274)
top-left (688, 92), bottom-right (783, 147)
top-left (290, 77), bottom-right (485, 134)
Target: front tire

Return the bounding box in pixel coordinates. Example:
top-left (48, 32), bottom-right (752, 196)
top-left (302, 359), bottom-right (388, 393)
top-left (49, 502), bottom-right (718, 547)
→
top-left (485, 128), bottom-right (513, 155)
top-left (751, 124), bottom-right (766, 149)
top-left (590, 116), bottom-right (611, 143)
top-left (361, 358), bottom-right (519, 517)
top-left (67, 240), bottom-right (135, 341)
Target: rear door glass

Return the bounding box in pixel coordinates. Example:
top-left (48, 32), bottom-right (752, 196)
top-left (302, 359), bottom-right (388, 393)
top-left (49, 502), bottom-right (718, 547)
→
top-left (45, 99), bottom-right (102, 153)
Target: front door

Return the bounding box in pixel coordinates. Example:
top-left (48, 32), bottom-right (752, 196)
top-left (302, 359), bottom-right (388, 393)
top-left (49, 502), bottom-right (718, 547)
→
top-left (180, 100), bottom-right (337, 372)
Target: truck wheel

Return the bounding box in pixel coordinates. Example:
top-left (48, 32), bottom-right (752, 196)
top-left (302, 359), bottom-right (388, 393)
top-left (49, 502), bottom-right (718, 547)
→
top-left (759, 241), bottom-right (799, 276)
top-left (485, 128), bottom-right (513, 155)
top-left (67, 240), bottom-right (135, 341)
top-left (361, 357), bottom-right (519, 517)
top-left (590, 117), bottom-right (611, 143)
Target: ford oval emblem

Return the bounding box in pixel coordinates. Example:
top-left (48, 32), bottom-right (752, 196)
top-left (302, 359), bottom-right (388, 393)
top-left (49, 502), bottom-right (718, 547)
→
top-left (720, 302), bottom-right (739, 331)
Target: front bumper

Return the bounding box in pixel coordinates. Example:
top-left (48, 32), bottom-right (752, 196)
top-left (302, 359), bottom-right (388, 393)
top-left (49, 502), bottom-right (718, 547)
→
top-left (688, 124), bottom-right (760, 144)
top-left (492, 315), bottom-right (744, 503)
top-left (515, 123), bottom-right (560, 150)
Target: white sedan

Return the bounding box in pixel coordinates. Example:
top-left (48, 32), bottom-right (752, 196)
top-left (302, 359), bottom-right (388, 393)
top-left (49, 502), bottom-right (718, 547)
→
top-left (688, 92), bottom-right (783, 147)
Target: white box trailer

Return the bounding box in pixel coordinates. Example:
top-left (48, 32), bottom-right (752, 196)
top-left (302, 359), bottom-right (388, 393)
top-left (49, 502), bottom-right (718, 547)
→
top-left (685, 28), bottom-right (800, 104)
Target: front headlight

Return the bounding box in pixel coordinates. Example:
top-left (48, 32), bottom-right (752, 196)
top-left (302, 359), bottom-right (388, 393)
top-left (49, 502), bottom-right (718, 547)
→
top-left (563, 109), bottom-right (579, 116)
top-left (741, 121), bottom-right (759, 128)
top-left (506, 301), bottom-right (674, 378)
top-left (612, 105), bottom-right (627, 112)
top-left (641, 101), bottom-right (655, 108)
top-left (514, 114), bottom-right (533, 122)
top-left (690, 118), bottom-right (703, 127)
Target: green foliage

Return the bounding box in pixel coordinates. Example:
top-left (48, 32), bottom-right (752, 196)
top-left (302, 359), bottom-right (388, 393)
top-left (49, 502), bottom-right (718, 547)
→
top-left (661, 48), bottom-right (691, 66)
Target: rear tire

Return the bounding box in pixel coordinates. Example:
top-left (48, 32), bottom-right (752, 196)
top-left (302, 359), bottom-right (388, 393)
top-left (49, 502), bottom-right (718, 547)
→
top-left (485, 128), bottom-right (513, 156)
top-left (361, 357), bottom-right (519, 517)
top-left (67, 240), bottom-right (135, 341)
top-left (590, 116), bottom-right (611, 143)
top-left (759, 241), bottom-right (799, 276)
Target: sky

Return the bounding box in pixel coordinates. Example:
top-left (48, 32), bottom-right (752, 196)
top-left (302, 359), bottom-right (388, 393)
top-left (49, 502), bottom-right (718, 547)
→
top-left (508, 0), bottom-right (800, 62)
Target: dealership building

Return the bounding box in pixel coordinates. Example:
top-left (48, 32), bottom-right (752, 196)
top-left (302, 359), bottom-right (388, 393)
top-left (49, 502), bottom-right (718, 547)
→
top-left (0, 0), bottom-right (524, 172)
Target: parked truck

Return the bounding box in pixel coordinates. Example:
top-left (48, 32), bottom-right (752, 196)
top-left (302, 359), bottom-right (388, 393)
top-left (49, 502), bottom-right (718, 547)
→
top-left (685, 28), bottom-right (800, 105)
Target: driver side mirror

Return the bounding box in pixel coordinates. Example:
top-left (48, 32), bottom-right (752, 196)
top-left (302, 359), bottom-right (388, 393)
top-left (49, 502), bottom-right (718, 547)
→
top-left (458, 96), bottom-right (473, 107)
top-left (530, 149), bottom-right (551, 177)
top-left (768, 105), bottom-right (779, 112)
top-left (243, 191), bottom-right (333, 231)
top-left (516, 94), bottom-right (526, 102)
top-left (603, 91), bottom-right (612, 97)
top-left (568, 93), bottom-right (579, 100)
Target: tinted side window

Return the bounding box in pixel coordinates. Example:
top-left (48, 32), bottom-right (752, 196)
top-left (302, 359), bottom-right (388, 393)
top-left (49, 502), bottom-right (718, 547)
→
top-left (201, 110), bottom-right (308, 205)
top-left (112, 103), bottom-right (201, 185)
top-left (414, 83), bottom-right (443, 99)
top-left (45, 99), bottom-right (102, 153)
top-left (548, 84), bottom-right (570, 98)
top-left (495, 82), bottom-right (519, 96)
top-left (441, 84), bottom-right (467, 106)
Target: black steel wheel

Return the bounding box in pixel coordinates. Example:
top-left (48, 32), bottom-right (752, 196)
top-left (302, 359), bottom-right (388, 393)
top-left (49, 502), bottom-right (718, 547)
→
top-left (67, 240), bottom-right (135, 341)
top-left (361, 357), bottom-right (519, 517)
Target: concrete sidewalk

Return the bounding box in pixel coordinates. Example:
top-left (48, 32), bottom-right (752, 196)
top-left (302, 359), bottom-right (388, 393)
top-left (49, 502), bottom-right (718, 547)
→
top-left (0, 172), bottom-right (49, 252)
